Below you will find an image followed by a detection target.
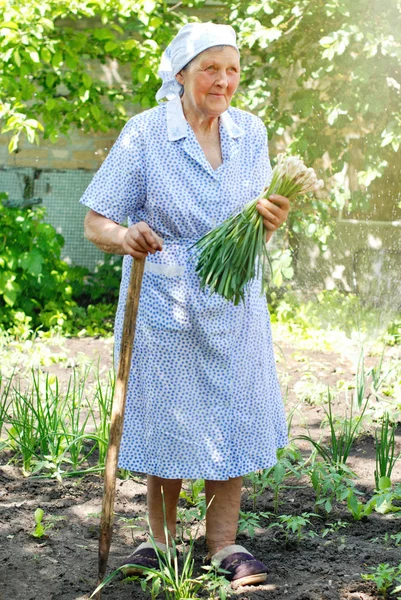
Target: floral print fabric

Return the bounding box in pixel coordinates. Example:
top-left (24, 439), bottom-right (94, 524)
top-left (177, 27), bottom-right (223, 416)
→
top-left (79, 96), bottom-right (288, 480)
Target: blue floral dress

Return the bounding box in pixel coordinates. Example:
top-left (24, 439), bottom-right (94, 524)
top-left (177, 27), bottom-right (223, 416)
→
top-left (79, 95), bottom-right (288, 480)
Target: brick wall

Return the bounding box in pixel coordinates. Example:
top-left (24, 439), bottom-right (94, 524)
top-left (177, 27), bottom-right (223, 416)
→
top-left (0, 127), bottom-right (119, 171)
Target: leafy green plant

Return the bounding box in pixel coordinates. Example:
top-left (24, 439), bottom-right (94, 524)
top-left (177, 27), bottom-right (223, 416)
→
top-left (0, 202), bottom-right (82, 332)
top-left (119, 515), bottom-right (147, 544)
top-left (370, 482), bottom-right (401, 516)
top-left (245, 445), bottom-right (303, 512)
top-left (361, 563), bottom-right (401, 598)
top-left (346, 490), bottom-right (375, 521)
top-left (370, 532), bottom-right (401, 548)
top-left (30, 507), bottom-right (54, 539)
top-left (321, 519), bottom-right (349, 539)
top-left (237, 511), bottom-right (272, 538)
top-left (180, 479), bottom-right (205, 507)
top-left (306, 461), bottom-right (358, 515)
top-left (267, 512), bottom-right (319, 547)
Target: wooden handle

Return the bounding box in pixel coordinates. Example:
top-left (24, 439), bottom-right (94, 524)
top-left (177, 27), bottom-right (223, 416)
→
top-left (97, 256), bottom-right (146, 595)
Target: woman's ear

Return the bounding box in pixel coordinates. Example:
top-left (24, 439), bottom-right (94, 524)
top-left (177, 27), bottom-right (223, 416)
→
top-left (175, 70), bottom-right (185, 86)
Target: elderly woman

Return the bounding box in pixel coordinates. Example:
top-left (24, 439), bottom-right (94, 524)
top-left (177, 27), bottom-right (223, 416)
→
top-left (81, 22), bottom-right (290, 589)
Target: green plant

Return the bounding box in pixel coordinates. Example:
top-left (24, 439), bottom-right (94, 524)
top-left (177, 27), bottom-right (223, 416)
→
top-left (245, 444), bottom-right (303, 512)
top-left (320, 519), bottom-right (349, 538)
top-left (361, 563), bottom-right (401, 598)
top-left (346, 490), bottom-right (375, 521)
top-left (180, 479), bottom-right (205, 507)
top-left (192, 155), bottom-right (322, 305)
top-left (30, 507), bottom-right (54, 538)
top-left (267, 512), bottom-right (319, 547)
top-left (91, 491), bottom-right (232, 599)
top-left (237, 510), bottom-right (272, 538)
top-left (119, 516), bottom-right (146, 544)
top-left (2, 367), bottom-right (113, 478)
top-left (294, 389), bottom-right (368, 471)
top-left (0, 202), bottom-right (83, 332)
top-left (374, 412), bottom-right (400, 490)
top-left (306, 461), bottom-right (358, 515)
top-left (370, 532), bottom-right (401, 548)
top-left (370, 482), bottom-right (401, 516)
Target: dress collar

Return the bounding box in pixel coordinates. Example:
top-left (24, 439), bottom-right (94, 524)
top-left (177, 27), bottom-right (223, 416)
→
top-left (166, 96), bottom-right (245, 142)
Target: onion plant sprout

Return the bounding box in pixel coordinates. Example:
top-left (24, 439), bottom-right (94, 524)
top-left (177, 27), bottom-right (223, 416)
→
top-left (191, 154), bottom-right (324, 305)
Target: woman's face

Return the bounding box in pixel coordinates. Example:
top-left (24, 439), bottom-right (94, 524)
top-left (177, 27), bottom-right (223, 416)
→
top-left (176, 46), bottom-right (240, 118)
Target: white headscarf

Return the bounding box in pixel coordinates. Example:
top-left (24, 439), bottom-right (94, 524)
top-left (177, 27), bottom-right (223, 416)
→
top-left (156, 22), bottom-right (239, 103)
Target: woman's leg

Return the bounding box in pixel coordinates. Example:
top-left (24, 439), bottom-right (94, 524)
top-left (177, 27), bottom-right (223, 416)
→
top-left (204, 476), bottom-right (243, 556)
top-left (147, 475), bottom-right (182, 544)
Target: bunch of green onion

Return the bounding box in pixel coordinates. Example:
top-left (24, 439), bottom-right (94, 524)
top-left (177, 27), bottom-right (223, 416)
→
top-left (191, 154), bottom-right (324, 305)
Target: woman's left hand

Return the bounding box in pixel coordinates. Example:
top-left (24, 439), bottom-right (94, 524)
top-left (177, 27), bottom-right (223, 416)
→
top-left (256, 194), bottom-right (290, 233)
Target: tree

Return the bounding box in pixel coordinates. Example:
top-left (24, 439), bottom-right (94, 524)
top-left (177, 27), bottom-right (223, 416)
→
top-left (0, 0), bottom-right (198, 149)
top-left (225, 0), bottom-right (401, 233)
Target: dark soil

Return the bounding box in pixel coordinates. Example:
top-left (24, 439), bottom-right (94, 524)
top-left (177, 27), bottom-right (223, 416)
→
top-left (1, 335), bottom-right (400, 600)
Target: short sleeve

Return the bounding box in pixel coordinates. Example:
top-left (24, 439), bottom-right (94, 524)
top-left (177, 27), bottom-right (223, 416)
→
top-left (79, 117), bottom-right (146, 224)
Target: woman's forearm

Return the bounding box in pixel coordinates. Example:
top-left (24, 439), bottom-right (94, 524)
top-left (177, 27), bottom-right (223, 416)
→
top-left (84, 209), bottom-right (127, 255)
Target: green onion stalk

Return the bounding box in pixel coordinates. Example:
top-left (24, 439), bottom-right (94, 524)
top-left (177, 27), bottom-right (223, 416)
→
top-left (190, 154), bottom-right (324, 306)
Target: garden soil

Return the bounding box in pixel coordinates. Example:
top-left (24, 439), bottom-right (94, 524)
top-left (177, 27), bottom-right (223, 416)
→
top-left (1, 334), bottom-right (400, 600)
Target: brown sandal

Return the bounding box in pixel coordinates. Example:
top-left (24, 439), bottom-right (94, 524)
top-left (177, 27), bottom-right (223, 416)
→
top-left (209, 544), bottom-right (268, 589)
top-left (119, 541), bottom-right (168, 577)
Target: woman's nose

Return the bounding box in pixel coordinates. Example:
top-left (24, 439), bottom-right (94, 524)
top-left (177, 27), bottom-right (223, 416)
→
top-left (215, 71), bottom-right (229, 88)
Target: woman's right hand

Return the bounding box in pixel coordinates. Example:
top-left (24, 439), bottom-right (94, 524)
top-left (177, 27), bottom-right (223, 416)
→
top-left (122, 221), bottom-right (163, 259)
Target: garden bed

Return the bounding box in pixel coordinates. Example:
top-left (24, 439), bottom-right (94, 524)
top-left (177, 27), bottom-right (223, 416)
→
top-left (0, 333), bottom-right (400, 600)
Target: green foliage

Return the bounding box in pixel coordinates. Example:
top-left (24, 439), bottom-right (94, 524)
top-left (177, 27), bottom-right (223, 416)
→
top-left (0, 199), bottom-right (117, 335)
top-left (306, 461), bottom-right (358, 515)
top-left (294, 390), bottom-right (369, 470)
top-left (2, 367), bottom-right (113, 478)
top-left (361, 562), bottom-right (401, 597)
top-left (30, 507), bottom-right (54, 538)
top-left (267, 512), bottom-right (319, 547)
top-left (374, 412), bottom-right (400, 490)
top-left (228, 0), bottom-right (401, 222)
top-left (0, 199), bottom-right (78, 330)
top-left (237, 510), bottom-right (272, 538)
top-left (1, 0), bottom-right (399, 263)
top-left (0, 0), bottom-right (196, 148)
